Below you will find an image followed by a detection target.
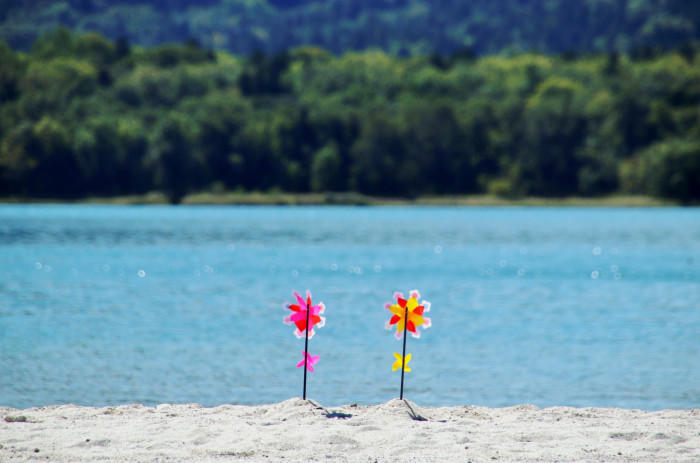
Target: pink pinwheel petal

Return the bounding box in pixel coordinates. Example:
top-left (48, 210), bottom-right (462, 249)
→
top-left (289, 311), bottom-right (307, 323)
top-left (384, 302), bottom-right (393, 311)
top-left (309, 305), bottom-right (322, 316)
top-left (294, 291), bottom-right (306, 308)
top-left (423, 317), bottom-right (432, 328)
top-left (294, 329), bottom-right (304, 339)
top-left (393, 292), bottom-right (404, 301)
top-left (305, 290), bottom-right (312, 302)
top-left (297, 351), bottom-right (318, 372)
top-left (409, 289), bottom-right (420, 299)
top-left (317, 302), bottom-right (325, 314)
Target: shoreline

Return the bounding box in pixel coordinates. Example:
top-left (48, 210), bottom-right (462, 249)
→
top-left (0, 192), bottom-right (683, 207)
top-left (2, 398), bottom-right (698, 462)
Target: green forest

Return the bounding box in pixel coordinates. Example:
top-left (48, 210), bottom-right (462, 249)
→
top-left (1, 29), bottom-right (699, 203)
top-left (1, 0), bottom-right (699, 56)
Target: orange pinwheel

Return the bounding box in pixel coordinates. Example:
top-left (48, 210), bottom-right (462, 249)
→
top-left (385, 290), bottom-right (431, 339)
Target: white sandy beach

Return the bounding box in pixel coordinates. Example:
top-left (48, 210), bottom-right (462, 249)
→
top-left (1, 398), bottom-right (698, 462)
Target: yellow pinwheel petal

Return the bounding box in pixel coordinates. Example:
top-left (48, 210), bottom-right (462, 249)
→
top-left (389, 304), bottom-right (404, 316)
top-left (408, 312), bottom-right (424, 327)
top-left (392, 353), bottom-right (412, 372)
top-left (392, 353), bottom-right (402, 371)
top-left (398, 318), bottom-right (407, 332)
top-left (406, 297), bottom-right (419, 310)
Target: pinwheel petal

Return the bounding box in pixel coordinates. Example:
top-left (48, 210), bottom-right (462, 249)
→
top-left (406, 319), bottom-right (416, 333)
top-left (389, 304), bottom-right (404, 317)
top-left (297, 351), bottom-right (319, 372)
top-left (294, 291), bottom-right (306, 307)
top-left (392, 352), bottom-right (411, 372)
top-left (288, 304), bottom-right (301, 312)
top-left (410, 313), bottom-right (424, 327)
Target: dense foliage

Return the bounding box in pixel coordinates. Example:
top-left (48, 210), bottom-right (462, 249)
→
top-left (1, 30), bottom-right (699, 203)
top-left (1, 0), bottom-right (699, 56)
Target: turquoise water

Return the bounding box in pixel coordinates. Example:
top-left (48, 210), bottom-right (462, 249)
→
top-left (1, 205), bottom-right (698, 410)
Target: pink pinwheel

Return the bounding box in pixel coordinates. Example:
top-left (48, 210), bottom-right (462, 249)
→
top-left (284, 290), bottom-right (326, 339)
top-left (296, 351), bottom-right (320, 372)
top-left (283, 289), bottom-right (326, 400)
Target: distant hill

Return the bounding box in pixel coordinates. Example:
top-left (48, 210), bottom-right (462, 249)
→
top-left (1, 0), bottom-right (699, 55)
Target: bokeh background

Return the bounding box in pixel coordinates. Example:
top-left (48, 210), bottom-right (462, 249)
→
top-left (0, 0), bottom-right (699, 204)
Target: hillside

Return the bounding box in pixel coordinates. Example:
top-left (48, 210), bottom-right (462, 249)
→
top-left (1, 30), bottom-right (699, 203)
top-left (1, 0), bottom-right (699, 55)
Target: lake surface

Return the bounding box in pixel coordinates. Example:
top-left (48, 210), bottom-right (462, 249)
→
top-left (1, 205), bottom-right (698, 410)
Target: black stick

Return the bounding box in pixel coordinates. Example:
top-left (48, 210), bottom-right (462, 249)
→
top-left (400, 304), bottom-right (408, 400)
top-left (303, 301), bottom-right (310, 400)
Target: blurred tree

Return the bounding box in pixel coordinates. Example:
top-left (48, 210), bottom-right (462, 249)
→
top-left (350, 113), bottom-right (405, 196)
top-left (402, 102), bottom-right (474, 194)
top-left (0, 117), bottom-right (81, 197)
top-left (238, 50), bottom-right (290, 95)
top-left (148, 113), bottom-right (196, 203)
top-left (516, 77), bottom-right (587, 196)
top-left (0, 41), bottom-right (24, 103)
top-left (311, 142), bottom-right (342, 192)
top-left (640, 138), bottom-right (700, 203)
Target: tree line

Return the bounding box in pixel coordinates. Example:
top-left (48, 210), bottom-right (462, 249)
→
top-left (0, 29), bottom-right (699, 203)
top-left (1, 0), bottom-right (699, 57)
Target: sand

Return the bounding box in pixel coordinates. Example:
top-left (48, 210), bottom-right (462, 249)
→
top-left (1, 398), bottom-right (698, 462)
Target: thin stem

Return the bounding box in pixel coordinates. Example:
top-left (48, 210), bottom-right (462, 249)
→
top-left (400, 304), bottom-right (408, 400)
top-left (303, 300), bottom-right (310, 400)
